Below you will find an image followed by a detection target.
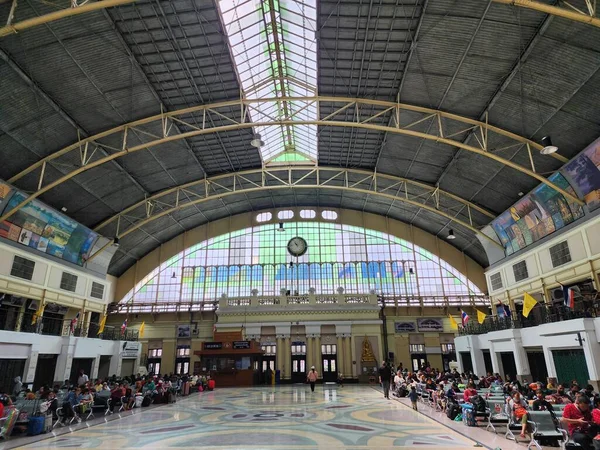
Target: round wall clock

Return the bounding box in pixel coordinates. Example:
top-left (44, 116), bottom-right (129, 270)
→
top-left (287, 236), bottom-right (308, 257)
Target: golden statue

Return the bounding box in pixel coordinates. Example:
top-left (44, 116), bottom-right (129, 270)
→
top-left (361, 336), bottom-right (376, 362)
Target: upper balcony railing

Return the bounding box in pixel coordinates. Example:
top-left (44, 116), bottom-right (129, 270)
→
top-left (0, 307), bottom-right (138, 341)
top-left (113, 293), bottom-right (490, 314)
top-left (458, 304), bottom-right (598, 336)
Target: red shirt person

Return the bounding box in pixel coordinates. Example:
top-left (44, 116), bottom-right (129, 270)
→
top-left (563, 396), bottom-right (594, 448)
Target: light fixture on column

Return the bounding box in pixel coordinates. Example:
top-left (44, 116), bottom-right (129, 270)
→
top-left (171, 271), bottom-right (176, 279)
top-left (250, 133), bottom-right (264, 148)
top-left (409, 267), bottom-right (414, 275)
top-left (277, 222), bottom-right (285, 232)
top-left (113, 237), bottom-right (120, 247)
top-left (447, 229), bottom-right (456, 240)
top-left (540, 136), bottom-right (558, 155)
top-left (289, 261), bottom-right (294, 268)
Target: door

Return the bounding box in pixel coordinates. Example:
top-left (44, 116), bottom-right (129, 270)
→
top-left (322, 356), bottom-right (337, 382)
top-left (527, 351), bottom-right (548, 384)
top-left (70, 358), bottom-right (94, 384)
top-left (500, 352), bottom-right (517, 380)
top-left (291, 342), bottom-right (306, 383)
top-left (411, 353), bottom-right (427, 371)
top-left (460, 352), bottom-right (473, 374)
top-left (98, 356), bottom-right (111, 380)
top-left (0, 359), bottom-right (26, 394)
top-left (482, 351), bottom-right (493, 374)
top-left (553, 349), bottom-right (589, 387)
top-left (121, 359), bottom-right (135, 377)
top-left (34, 354), bottom-right (57, 390)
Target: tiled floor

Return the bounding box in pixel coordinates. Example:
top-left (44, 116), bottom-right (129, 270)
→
top-left (4, 385), bottom-right (486, 450)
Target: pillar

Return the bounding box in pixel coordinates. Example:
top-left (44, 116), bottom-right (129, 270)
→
top-left (336, 335), bottom-right (344, 378)
top-left (581, 323), bottom-right (600, 390)
top-left (161, 339), bottom-right (176, 374)
top-left (54, 338), bottom-right (75, 384)
top-left (283, 336), bottom-right (291, 380)
top-left (344, 337), bottom-right (352, 378)
top-left (489, 341), bottom-right (502, 376)
top-left (276, 336), bottom-right (284, 378)
top-left (512, 336), bottom-right (531, 382)
top-left (467, 335), bottom-right (486, 377)
top-left (543, 346), bottom-right (557, 378)
top-left (306, 336), bottom-right (313, 373)
top-left (314, 335), bottom-right (322, 377)
top-left (23, 346), bottom-right (39, 386)
top-left (350, 334), bottom-right (357, 377)
top-left (91, 354), bottom-right (101, 380)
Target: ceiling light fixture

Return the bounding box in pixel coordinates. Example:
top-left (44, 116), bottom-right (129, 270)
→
top-left (171, 272), bottom-right (176, 279)
top-left (113, 237), bottom-right (120, 247)
top-left (61, 207), bottom-right (67, 212)
top-left (250, 133), bottom-right (264, 148)
top-left (447, 229), bottom-right (456, 240)
top-left (540, 136), bottom-right (558, 155)
top-left (277, 222), bottom-right (284, 232)
top-left (409, 268), bottom-right (414, 275)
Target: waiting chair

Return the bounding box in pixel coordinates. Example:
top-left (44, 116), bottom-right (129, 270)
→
top-left (527, 410), bottom-right (567, 450)
top-left (486, 399), bottom-right (509, 434)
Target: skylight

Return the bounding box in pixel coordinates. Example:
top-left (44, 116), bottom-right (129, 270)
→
top-left (219, 0), bottom-right (318, 164)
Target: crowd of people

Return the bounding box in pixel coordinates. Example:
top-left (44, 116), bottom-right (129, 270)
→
top-left (379, 361), bottom-right (600, 449)
top-left (0, 369), bottom-right (214, 434)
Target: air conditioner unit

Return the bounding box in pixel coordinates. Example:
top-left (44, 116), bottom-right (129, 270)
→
top-left (552, 289), bottom-right (564, 302)
top-left (192, 328), bottom-right (199, 336)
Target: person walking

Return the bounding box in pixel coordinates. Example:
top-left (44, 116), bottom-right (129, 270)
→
top-left (408, 386), bottom-right (419, 410)
top-left (307, 366), bottom-right (318, 393)
top-left (378, 361), bottom-right (392, 399)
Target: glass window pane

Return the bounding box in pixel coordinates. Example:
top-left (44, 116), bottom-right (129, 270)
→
top-left (323, 359), bottom-right (329, 372)
top-left (293, 360), bottom-right (298, 372)
top-left (300, 360), bottom-right (305, 373)
top-left (331, 359), bottom-right (336, 372)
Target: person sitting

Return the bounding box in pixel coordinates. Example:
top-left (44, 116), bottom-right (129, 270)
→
top-left (563, 395), bottom-right (597, 450)
top-left (0, 394), bottom-right (13, 418)
top-left (110, 384), bottom-right (125, 411)
top-left (124, 388), bottom-right (135, 410)
top-left (509, 391), bottom-right (529, 439)
top-left (62, 387), bottom-right (82, 424)
top-left (94, 379), bottom-right (103, 392)
top-left (584, 385), bottom-right (595, 399)
top-left (550, 385), bottom-right (573, 404)
top-left (591, 396), bottom-right (600, 425)
top-left (547, 378), bottom-right (558, 391)
top-left (463, 382), bottom-right (477, 403)
top-left (532, 389), bottom-right (554, 412)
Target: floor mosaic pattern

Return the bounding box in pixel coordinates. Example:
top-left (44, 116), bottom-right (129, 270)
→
top-left (13, 386), bottom-right (480, 449)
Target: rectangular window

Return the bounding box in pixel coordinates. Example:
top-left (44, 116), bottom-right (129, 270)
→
top-left (409, 344), bottom-right (425, 353)
top-left (10, 255), bottom-right (35, 280)
top-left (490, 272), bottom-right (503, 291)
top-left (90, 282), bottom-right (105, 299)
top-left (512, 261), bottom-right (528, 282)
top-left (60, 272), bottom-right (78, 292)
top-left (549, 241), bottom-right (571, 268)
top-left (441, 343), bottom-right (455, 354)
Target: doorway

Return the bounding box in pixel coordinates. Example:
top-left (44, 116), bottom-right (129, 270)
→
top-left (121, 359), bottom-right (135, 377)
top-left (98, 355), bottom-right (111, 380)
top-left (553, 349), bottom-right (589, 387)
top-left (460, 352), bottom-right (473, 374)
top-left (291, 342), bottom-right (306, 383)
top-left (500, 352), bottom-right (517, 380)
top-left (34, 354), bottom-right (57, 390)
top-left (321, 343), bottom-right (337, 383)
top-left (70, 358), bottom-right (94, 384)
top-left (527, 351), bottom-right (548, 384)
top-left (0, 359), bottom-right (26, 393)
top-left (411, 353), bottom-right (427, 371)
top-left (482, 351), bottom-right (493, 374)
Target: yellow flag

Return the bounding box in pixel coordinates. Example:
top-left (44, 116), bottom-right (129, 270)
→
top-left (448, 314), bottom-right (458, 330)
top-left (477, 309), bottom-right (487, 324)
top-left (522, 292), bottom-right (538, 318)
top-left (31, 302), bottom-right (45, 325)
top-left (139, 321), bottom-right (145, 338)
top-left (97, 315), bottom-right (107, 335)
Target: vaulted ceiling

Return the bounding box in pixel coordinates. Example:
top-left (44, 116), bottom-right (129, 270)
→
top-left (1, 0), bottom-right (599, 275)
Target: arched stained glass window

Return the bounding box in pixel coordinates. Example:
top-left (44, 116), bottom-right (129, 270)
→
top-left (120, 221), bottom-right (484, 306)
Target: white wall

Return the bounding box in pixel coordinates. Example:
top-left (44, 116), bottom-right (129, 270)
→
top-left (0, 240), bottom-right (114, 312)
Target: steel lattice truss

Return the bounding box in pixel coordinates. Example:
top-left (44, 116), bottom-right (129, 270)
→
top-left (3, 96), bottom-right (581, 235)
top-left (87, 165), bottom-right (500, 261)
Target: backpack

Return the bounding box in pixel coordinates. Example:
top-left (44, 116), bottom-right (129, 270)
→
top-left (446, 403), bottom-right (460, 420)
top-left (471, 395), bottom-right (486, 413)
top-left (141, 395), bottom-right (152, 407)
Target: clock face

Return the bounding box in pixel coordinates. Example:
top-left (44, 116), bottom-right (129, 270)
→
top-left (287, 236), bottom-right (308, 257)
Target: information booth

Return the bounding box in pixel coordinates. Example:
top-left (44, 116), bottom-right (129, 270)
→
top-left (194, 331), bottom-right (264, 387)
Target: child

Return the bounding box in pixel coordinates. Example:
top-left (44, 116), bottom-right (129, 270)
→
top-left (408, 385), bottom-right (419, 411)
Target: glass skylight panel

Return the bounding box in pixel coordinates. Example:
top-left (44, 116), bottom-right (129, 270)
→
top-left (219, 0), bottom-right (318, 164)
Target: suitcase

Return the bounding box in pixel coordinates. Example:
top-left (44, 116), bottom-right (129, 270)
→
top-left (462, 407), bottom-right (476, 427)
top-left (183, 382), bottom-right (190, 396)
top-left (167, 392), bottom-right (176, 404)
top-left (27, 416), bottom-right (45, 436)
top-left (446, 403), bottom-right (460, 420)
top-left (44, 413), bottom-right (53, 433)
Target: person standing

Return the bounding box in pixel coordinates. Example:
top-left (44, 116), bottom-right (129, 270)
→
top-left (13, 376), bottom-right (23, 397)
top-left (77, 369), bottom-right (89, 387)
top-left (307, 366), bottom-right (318, 393)
top-left (408, 386), bottom-right (419, 410)
top-left (379, 361), bottom-right (392, 399)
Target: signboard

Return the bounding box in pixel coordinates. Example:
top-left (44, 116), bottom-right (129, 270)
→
top-left (204, 342), bottom-right (223, 350)
top-left (417, 318), bottom-right (444, 331)
top-left (292, 341), bottom-right (305, 345)
top-left (233, 341), bottom-right (251, 349)
top-left (121, 341), bottom-right (140, 358)
top-left (394, 321), bottom-right (416, 333)
top-left (177, 324), bottom-right (191, 338)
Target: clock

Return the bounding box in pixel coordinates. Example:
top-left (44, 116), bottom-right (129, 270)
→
top-left (287, 236), bottom-right (308, 257)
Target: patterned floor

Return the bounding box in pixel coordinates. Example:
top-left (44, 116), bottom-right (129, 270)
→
top-left (13, 386), bottom-right (480, 449)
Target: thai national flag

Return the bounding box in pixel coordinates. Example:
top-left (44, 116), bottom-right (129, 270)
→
top-left (562, 284), bottom-right (576, 309)
top-left (461, 310), bottom-right (470, 326)
top-left (121, 318), bottom-right (128, 334)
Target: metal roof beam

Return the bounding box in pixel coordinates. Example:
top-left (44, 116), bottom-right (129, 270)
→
top-left (492, 0), bottom-right (600, 28)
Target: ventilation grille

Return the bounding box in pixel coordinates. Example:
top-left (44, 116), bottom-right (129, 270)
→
top-left (549, 241), bottom-right (571, 268)
top-left (512, 261), bottom-right (529, 282)
top-left (60, 272), bottom-right (78, 292)
top-left (90, 282), bottom-right (105, 299)
top-left (10, 256), bottom-right (35, 280)
top-left (490, 272), bottom-right (503, 291)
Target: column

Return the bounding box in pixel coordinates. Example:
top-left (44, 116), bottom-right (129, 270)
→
top-left (467, 335), bottom-right (486, 377)
top-left (306, 336), bottom-right (313, 372)
top-left (343, 337), bottom-right (352, 378)
top-left (336, 335), bottom-right (344, 378)
top-left (54, 338), bottom-right (76, 383)
top-left (91, 354), bottom-right (101, 380)
top-left (161, 339), bottom-right (176, 374)
top-left (489, 341), bottom-right (502, 376)
top-left (23, 346), bottom-right (39, 386)
top-left (314, 335), bottom-right (322, 377)
top-left (512, 336), bottom-right (531, 382)
top-left (581, 324), bottom-right (600, 390)
top-left (350, 334), bottom-right (357, 377)
top-left (276, 336), bottom-right (284, 378)
top-left (543, 346), bottom-right (557, 378)
top-left (283, 336), bottom-right (291, 380)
